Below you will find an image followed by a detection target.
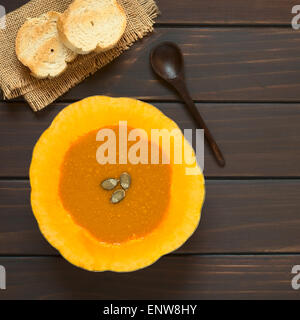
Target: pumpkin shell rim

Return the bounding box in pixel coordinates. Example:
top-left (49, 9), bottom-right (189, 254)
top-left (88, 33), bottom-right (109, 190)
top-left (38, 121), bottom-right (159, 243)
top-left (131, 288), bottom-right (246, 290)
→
top-left (30, 96), bottom-right (205, 272)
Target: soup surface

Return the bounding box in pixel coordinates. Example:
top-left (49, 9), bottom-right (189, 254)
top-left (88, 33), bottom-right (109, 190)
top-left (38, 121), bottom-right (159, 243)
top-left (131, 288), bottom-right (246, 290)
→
top-left (59, 126), bottom-right (172, 244)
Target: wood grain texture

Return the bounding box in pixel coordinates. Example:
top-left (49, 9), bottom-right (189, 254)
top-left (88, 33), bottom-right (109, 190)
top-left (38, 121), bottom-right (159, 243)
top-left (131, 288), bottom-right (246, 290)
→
top-left (2, 0), bottom-right (297, 24)
top-left (54, 28), bottom-right (300, 102)
top-left (1, 102), bottom-right (300, 177)
top-left (0, 255), bottom-right (299, 299)
top-left (157, 0), bottom-right (297, 25)
top-left (1, 180), bottom-right (300, 255)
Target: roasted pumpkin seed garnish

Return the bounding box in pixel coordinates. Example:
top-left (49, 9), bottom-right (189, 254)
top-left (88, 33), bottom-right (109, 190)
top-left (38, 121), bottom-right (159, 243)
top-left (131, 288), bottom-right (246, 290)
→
top-left (110, 188), bottom-right (126, 204)
top-left (120, 172), bottom-right (131, 190)
top-left (101, 178), bottom-right (119, 190)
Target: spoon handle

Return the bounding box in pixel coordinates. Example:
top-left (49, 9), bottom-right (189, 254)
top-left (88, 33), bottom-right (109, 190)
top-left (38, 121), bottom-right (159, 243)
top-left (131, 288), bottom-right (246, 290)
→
top-left (171, 79), bottom-right (225, 167)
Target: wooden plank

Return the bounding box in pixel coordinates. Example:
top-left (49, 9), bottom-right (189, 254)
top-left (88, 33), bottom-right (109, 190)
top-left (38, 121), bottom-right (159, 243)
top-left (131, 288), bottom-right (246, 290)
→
top-left (1, 180), bottom-right (300, 255)
top-left (1, 0), bottom-right (28, 14)
top-left (0, 181), bottom-right (57, 255)
top-left (0, 255), bottom-right (299, 299)
top-left (57, 28), bottom-right (300, 102)
top-left (2, 0), bottom-right (297, 25)
top-left (1, 102), bottom-right (300, 177)
top-left (157, 0), bottom-right (297, 25)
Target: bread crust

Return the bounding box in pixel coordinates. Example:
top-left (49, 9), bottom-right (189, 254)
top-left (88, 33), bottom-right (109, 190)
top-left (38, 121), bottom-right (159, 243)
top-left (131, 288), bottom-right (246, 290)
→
top-left (15, 11), bottom-right (77, 79)
top-left (57, 0), bottom-right (127, 55)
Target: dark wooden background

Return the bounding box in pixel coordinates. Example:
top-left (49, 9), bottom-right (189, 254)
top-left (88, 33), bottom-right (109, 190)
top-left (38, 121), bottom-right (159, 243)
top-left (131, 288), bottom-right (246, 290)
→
top-left (1, 0), bottom-right (300, 299)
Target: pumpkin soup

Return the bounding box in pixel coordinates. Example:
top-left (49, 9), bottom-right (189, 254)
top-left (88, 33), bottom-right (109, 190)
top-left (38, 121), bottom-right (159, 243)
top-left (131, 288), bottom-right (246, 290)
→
top-left (59, 126), bottom-right (172, 244)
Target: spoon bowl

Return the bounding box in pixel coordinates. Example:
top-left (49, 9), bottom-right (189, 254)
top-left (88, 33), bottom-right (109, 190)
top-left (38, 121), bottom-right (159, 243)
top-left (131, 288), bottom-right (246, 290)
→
top-left (150, 42), bottom-right (183, 81)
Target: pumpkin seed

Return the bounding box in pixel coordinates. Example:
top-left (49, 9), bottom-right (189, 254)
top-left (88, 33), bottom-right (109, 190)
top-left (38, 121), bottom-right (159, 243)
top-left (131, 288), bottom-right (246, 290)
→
top-left (110, 189), bottom-right (126, 204)
top-left (101, 178), bottom-right (119, 190)
top-left (120, 172), bottom-right (131, 190)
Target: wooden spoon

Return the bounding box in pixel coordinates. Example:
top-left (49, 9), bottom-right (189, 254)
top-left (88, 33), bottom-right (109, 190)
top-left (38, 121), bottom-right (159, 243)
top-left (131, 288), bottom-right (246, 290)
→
top-left (150, 42), bottom-right (225, 167)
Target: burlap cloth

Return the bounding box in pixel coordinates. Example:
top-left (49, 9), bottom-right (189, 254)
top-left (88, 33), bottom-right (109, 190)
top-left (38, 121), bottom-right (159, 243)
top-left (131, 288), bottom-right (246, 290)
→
top-left (0, 0), bottom-right (159, 111)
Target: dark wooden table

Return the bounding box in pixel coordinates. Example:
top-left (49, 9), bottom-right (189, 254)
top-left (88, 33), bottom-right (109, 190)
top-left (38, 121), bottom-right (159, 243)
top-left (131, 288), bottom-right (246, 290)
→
top-left (1, 0), bottom-right (300, 299)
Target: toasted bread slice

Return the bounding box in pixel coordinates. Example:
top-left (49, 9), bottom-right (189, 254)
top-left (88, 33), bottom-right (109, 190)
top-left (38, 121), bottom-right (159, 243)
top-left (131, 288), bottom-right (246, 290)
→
top-left (57, 0), bottom-right (127, 54)
top-left (15, 11), bottom-right (77, 79)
